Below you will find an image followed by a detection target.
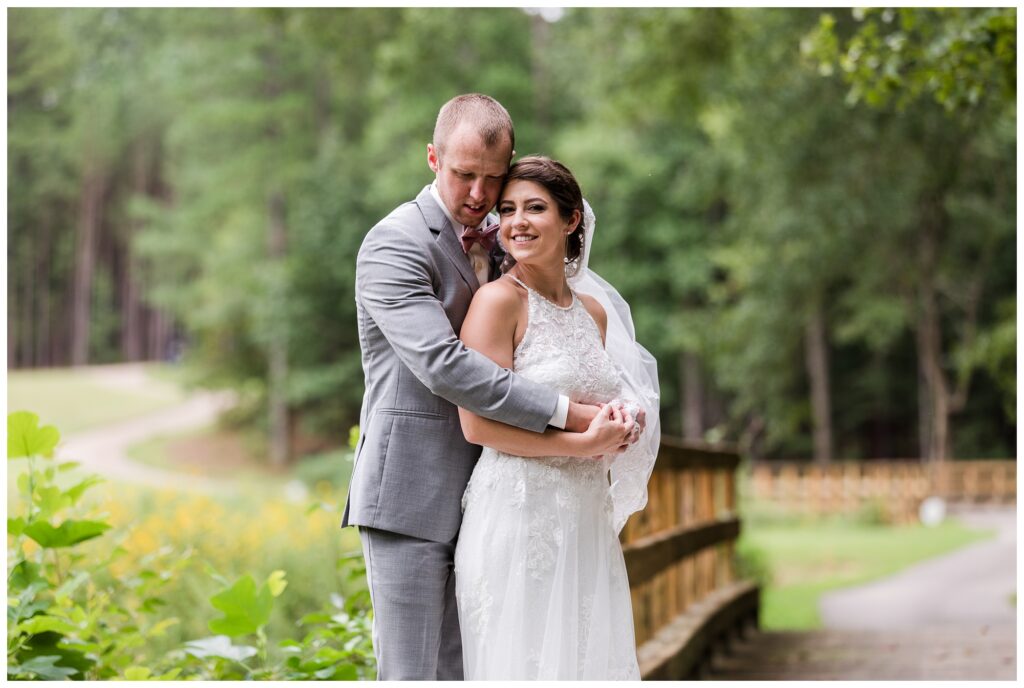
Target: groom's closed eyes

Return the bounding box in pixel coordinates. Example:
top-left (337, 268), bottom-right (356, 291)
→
top-left (454, 168), bottom-right (504, 182)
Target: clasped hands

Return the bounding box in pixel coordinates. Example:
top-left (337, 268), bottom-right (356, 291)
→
top-left (567, 399), bottom-right (646, 459)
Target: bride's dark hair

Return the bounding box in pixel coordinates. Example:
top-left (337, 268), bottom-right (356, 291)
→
top-left (500, 156), bottom-right (585, 275)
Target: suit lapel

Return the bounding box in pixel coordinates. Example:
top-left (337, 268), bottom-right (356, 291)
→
top-left (416, 186), bottom-right (480, 291)
top-left (488, 238), bottom-right (507, 282)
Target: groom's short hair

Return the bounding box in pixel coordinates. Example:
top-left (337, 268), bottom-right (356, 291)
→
top-left (433, 94), bottom-right (515, 159)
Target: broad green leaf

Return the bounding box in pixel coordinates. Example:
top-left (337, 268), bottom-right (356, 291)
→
top-left (65, 476), bottom-right (104, 505)
top-left (157, 668), bottom-right (182, 680)
top-left (184, 635), bottom-right (258, 662)
top-left (33, 485), bottom-right (67, 518)
top-left (23, 519), bottom-right (112, 548)
top-left (8, 412), bottom-right (60, 459)
top-left (8, 559), bottom-right (41, 589)
top-left (207, 574), bottom-right (272, 636)
top-left (266, 569), bottom-right (287, 597)
top-left (16, 633), bottom-right (94, 676)
top-left (17, 614), bottom-right (79, 635)
top-left (9, 655), bottom-right (79, 680)
top-left (334, 664), bottom-right (359, 680)
top-left (124, 666), bottom-right (151, 680)
top-left (314, 666), bottom-right (338, 679)
top-left (8, 516), bottom-right (26, 536)
top-left (57, 461), bottom-right (81, 472)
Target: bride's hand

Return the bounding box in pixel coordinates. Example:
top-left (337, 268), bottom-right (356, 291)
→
top-left (582, 403), bottom-right (632, 459)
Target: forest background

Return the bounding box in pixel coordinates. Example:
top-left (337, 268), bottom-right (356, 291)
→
top-left (7, 6), bottom-right (1017, 466)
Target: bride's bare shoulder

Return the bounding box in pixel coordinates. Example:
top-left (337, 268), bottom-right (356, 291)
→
top-left (467, 277), bottom-right (525, 321)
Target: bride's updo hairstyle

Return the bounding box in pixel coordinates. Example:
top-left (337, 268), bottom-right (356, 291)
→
top-left (500, 156), bottom-right (586, 277)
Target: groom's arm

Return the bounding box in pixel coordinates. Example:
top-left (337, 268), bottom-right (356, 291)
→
top-left (357, 224), bottom-right (560, 433)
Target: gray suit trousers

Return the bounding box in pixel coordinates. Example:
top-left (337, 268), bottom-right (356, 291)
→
top-left (360, 527), bottom-right (463, 680)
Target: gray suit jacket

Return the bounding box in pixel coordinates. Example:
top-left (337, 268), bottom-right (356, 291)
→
top-left (342, 185), bottom-right (560, 543)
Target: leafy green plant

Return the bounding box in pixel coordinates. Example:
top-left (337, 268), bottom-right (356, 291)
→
top-left (7, 411), bottom-right (375, 680)
top-left (164, 560), bottom-right (375, 680)
top-left (7, 412), bottom-right (189, 679)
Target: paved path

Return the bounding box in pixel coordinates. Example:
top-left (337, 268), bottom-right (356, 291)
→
top-left (819, 505), bottom-right (1017, 629)
top-left (57, 388), bottom-right (240, 496)
top-left (710, 505), bottom-right (1017, 680)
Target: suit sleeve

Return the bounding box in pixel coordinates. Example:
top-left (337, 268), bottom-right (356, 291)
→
top-left (356, 224), bottom-right (559, 433)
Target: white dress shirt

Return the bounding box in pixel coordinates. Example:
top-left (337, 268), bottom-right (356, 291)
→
top-left (429, 183), bottom-right (570, 429)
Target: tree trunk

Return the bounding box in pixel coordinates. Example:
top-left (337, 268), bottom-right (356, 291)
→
top-left (149, 308), bottom-right (171, 362)
top-left (36, 214), bottom-right (53, 367)
top-left (8, 269), bottom-right (19, 368)
top-left (267, 190), bottom-right (290, 468)
top-left (120, 142), bottom-right (153, 361)
top-left (529, 12), bottom-right (552, 139)
top-left (71, 167), bottom-right (105, 366)
top-left (263, 26), bottom-right (291, 468)
top-left (915, 193), bottom-right (952, 463)
top-left (805, 296), bottom-right (834, 463)
top-left (21, 232), bottom-right (35, 366)
top-left (681, 351), bottom-right (704, 440)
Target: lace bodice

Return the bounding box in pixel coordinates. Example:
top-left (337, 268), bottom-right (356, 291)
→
top-left (511, 278), bottom-right (623, 409)
top-left (461, 276), bottom-right (651, 532)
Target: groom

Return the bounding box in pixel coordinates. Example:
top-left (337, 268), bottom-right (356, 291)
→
top-left (342, 94), bottom-right (606, 680)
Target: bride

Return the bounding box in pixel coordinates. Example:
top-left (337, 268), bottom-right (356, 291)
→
top-left (454, 156), bottom-right (660, 680)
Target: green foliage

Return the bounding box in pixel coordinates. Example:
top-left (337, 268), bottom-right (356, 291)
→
top-left (208, 573), bottom-right (279, 637)
top-left (8, 8), bottom-right (1016, 459)
top-left (806, 8), bottom-right (1016, 113)
top-left (7, 411), bottom-right (60, 458)
top-left (7, 411), bottom-right (375, 679)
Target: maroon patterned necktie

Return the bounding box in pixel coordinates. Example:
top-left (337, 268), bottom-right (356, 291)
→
top-left (461, 223), bottom-right (500, 254)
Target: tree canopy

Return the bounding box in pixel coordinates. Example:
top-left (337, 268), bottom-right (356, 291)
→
top-left (8, 7), bottom-right (1016, 462)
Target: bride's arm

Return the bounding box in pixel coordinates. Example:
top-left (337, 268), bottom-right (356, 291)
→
top-left (458, 281), bottom-right (624, 458)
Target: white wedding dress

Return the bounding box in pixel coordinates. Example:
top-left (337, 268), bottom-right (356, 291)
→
top-left (454, 277), bottom-right (646, 680)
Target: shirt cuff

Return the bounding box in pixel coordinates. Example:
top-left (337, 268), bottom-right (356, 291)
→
top-left (548, 395), bottom-right (570, 429)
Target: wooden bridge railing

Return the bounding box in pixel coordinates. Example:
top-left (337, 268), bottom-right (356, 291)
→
top-left (621, 437), bottom-right (759, 679)
top-left (748, 459), bottom-right (1016, 523)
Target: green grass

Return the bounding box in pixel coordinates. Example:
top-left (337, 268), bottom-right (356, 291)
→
top-left (124, 425), bottom-right (354, 491)
top-left (7, 364), bottom-right (188, 434)
top-left (738, 517), bottom-right (995, 629)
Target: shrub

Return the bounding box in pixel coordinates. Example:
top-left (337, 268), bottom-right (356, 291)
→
top-left (7, 411), bottom-right (375, 680)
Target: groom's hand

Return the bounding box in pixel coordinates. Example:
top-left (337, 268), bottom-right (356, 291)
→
top-left (565, 401), bottom-right (602, 433)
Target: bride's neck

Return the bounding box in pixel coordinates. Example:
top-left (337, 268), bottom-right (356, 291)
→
top-left (511, 263), bottom-right (570, 305)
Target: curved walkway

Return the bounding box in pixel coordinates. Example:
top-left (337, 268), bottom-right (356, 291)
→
top-left (818, 506), bottom-right (1016, 629)
top-left (57, 390), bottom-right (240, 496)
top-left (712, 505), bottom-right (1016, 680)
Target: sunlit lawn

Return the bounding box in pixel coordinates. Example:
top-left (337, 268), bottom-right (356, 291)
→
top-left (738, 515), bottom-right (995, 630)
top-left (7, 364), bottom-right (189, 433)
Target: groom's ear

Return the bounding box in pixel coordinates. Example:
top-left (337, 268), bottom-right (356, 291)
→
top-left (427, 144), bottom-right (440, 174)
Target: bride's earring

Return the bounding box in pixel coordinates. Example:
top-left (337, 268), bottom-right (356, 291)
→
top-left (564, 225), bottom-right (583, 278)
